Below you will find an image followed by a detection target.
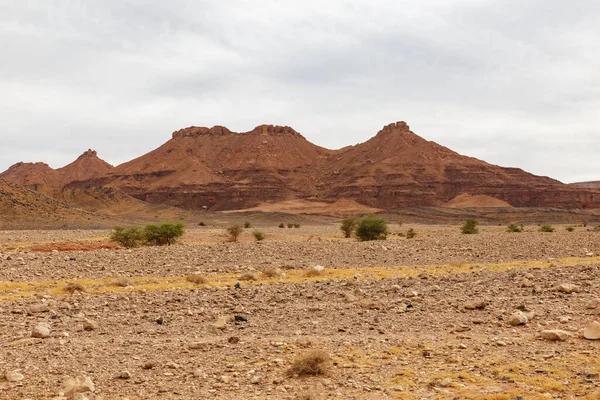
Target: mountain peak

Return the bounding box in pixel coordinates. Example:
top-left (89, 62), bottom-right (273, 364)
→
top-left (171, 124), bottom-right (303, 139)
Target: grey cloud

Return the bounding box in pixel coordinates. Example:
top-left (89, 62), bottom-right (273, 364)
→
top-left (0, 0), bottom-right (598, 183)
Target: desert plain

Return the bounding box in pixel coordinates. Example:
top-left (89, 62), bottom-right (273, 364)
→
top-left (1, 222), bottom-right (600, 400)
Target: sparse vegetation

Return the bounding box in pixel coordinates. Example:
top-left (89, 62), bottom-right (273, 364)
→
top-left (461, 219), bottom-right (479, 234)
top-left (144, 222), bottom-right (185, 246)
top-left (227, 225), bottom-right (243, 242)
top-left (261, 267), bottom-right (282, 278)
top-left (305, 266), bottom-right (324, 277)
top-left (185, 274), bottom-right (208, 285)
top-left (294, 223), bottom-right (301, 228)
top-left (244, 221), bottom-right (252, 229)
top-left (278, 223), bottom-right (285, 228)
top-left (198, 222), bottom-right (206, 227)
top-left (340, 217), bottom-right (358, 238)
top-left (110, 227), bottom-right (145, 248)
top-left (506, 223), bottom-right (524, 233)
top-left (63, 282), bottom-right (85, 294)
top-left (539, 224), bottom-right (555, 233)
top-left (288, 223), bottom-right (294, 228)
top-left (355, 215), bottom-right (388, 241)
top-left (238, 272), bottom-right (258, 281)
top-left (287, 350), bottom-right (330, 377)
top-left (566, 226), bottom-right (575, 232)
top-left (113, 277), bottom-right (132, 287)
top-left (406, 228), bottom-right (417, 239)
top-left (252, 230), bottom-right (265, 241)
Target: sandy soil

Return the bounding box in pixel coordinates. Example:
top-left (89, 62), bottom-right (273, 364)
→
top-left (1, 224), bottom-right (600, 399)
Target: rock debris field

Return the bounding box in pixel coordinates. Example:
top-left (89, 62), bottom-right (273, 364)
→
top-left (1, 224), bottom-right (600, 399)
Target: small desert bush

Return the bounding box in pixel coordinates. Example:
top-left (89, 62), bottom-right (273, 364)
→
top-left (244, 221), bottom-right (252, 229)
top-left (261, 267), bottom-right (282, 278)
top-left (287, 350), bottom-right (330, 377)
top-left (198, 222), bottom-right (206, 227)
top-left (64, 282), bottom-right (85, 294)
top-left (288, 223), bottom-right (294, 228)
top-left (278, 223), bottom-right (285, 228)
top-left (238, 272), bottom-right (258, 281)
top-left (340, 217), bottom-right (358, 238)
top-left (539, 224), bottom-right (555, 233)
top-left (305, 266), bottom-right (324, 277)
top-left (461, 219), bottom-right (479, 234)
top-left (110, 226), bottom-right (145, 248)
top-left (294, 223), bottom-right (301, 228)
top-left (186, 274), bottom-right (208, 285)
top-left (355, 215), bottom-right (388, 241)
top-left (144, 222), bottom-right (185, 246)
top-left (227, 225), bottom-right (243, 242)
top-left (406, 228), bottom-right (417, 239)
top-left (253, 230), bottom-right (265, 241)
top-left (113, 277), bottom-right (132, 287)
top-left (506, 223), bottom-right (523, 233)
top-left (566, 226), bottom-right (575, 232)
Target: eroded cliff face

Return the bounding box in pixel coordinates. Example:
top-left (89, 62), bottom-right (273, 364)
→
top-left (3, 122), bottom-right (600, 211)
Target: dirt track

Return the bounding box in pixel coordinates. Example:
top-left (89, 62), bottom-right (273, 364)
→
top-left (1, 225), bottom-right (600, 399)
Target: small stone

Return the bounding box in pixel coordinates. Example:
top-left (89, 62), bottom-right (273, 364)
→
top-left (32, 323), bottom-right (50, 339)
top-left (83, 319), bottom-right (98, 331)
top-left (189, 342), bottom-right (207, 350)
top-left (117, 370), bottom-right (131, 380)
top-left (166, 362), bottom-right (180, 369)
top-left (559, 316), bottom-right (570, 323)
top-left (556, 283), bottom-right (581, 294)
top-left (29, 303), bottom-right (50, 313)
top-left (584, 321), bottom-right (600, 340)
top-left (6, 369), bottom-right (24, 382)
top-left (439, 378), bottom-right (453, 387)
top-left (142, 362), bottom-right (155, 370)
top-left (228, 336), bottom-right (240, 344)
top-left (541, 330), bottom-right (572, 341)
top-left (62, 376), bottom-right (95, 396)
top-left (508, 310), bottom-right (529, 326)
top-left (464, 300), bottom-right (487, 310)
top-left (234, 314), bottom-right (248, 322)
top-left (220, 375), bottom-right (231, 384)
top-left (233, 305), bottom-right (244, 313)
top-left (211, 316), bottom-right (228, 331)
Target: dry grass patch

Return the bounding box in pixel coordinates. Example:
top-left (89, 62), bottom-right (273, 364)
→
top-left (238, 272), bottom-right (258, 281)
top-left (63, 282), bottom-right (85, 294)
top-left (305, 266), bottom-right (324, 277)
top-left (112, 277), bottom-right (133, 287)
top-left (185, 274), bottom-right (208, 285)
top-left (262, 267), bottom-right (282, 279)
top-left (287, 350), bottom-right (330, 377)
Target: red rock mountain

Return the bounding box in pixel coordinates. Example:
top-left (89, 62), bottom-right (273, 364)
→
top-left (571, 181), bottom-right (600, 189)
top-left (1, 149), bottom-right (113, 190)
top-left (3, 122), bottom-right (600, 211)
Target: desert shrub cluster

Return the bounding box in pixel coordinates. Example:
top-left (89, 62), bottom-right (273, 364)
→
top-left (110, 222), bottom-right (185, 248)
top-left (461, 219), bottom-right (479, 234)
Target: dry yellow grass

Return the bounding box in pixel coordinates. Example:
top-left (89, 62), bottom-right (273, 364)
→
top-left (185, 274), bottom-right (208, 285)
top-left (287, 350), bottom-right (330, 377)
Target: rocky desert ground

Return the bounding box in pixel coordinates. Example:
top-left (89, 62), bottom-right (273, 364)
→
top-left (1, 223), bottom-right (600, 399)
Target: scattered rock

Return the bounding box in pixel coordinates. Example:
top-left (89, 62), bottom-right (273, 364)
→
top-left (29, 303), bottom-right (50, 313)
top-left (142, 362), bottom-right (155, 370)
top-left (556, 283), bottom-right (581, 294)
top-left (32, 323), bottom-right (50, 339)
top-left (211, 316), bottom-right (228, 331)
top-left (583, 321), bottom-right (600, 340)
top-left (83, 319), bottom-right (98, 331)
top-left (464, 300), bottom-right (487, 310)
top-left (117, 370), bottom-right (131, 380)
top-left (6, 369), bottom-right (24, 382)
top-left (61, 376), bottom-right (95, 397)
top-left (508, 310), bottom-right (528, 326)
top-left (541, 330), bottom-right (572, 341)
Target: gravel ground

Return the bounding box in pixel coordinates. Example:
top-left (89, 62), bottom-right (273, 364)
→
top-left (1, 225), bottom-right (600, 399)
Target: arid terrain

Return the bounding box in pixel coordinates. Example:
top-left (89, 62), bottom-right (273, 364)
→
top-left (1, 223), bottom-right (600, 399)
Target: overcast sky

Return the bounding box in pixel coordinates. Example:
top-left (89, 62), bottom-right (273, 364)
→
top-left (1, 0), bottom-right (598, 183)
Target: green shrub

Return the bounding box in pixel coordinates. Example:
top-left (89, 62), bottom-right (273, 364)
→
top-left (253, 230), bottom-right (265, 241)
top-left (539, 224), bottom-right (555, 233)
top-left (461, 219), bottom-right (479, 234)
top-left (406, 228), bottom-right (417, 239)
top-left (506, 223), bottom-right (523, 233)
top-left (110, 226), bottom-right (145, 248)
top-left (287, 223), bottom-right (294, 228)
top-left (244, 221), bottom-right (252, 229)
top-left (144, 222), bottom-right (185, 246)
top-left (293, 223), bottom-right (301, 228)
top-left (566, 226), bottom-right (575, 232)
top-left (355, 215), bottom-right (388, 241)
top-left (278, 223), bottom-right (285, 228)
top-left (341, 217), bottom-right (358, 238)
top-left (227, 225), bottom-right (243, 242)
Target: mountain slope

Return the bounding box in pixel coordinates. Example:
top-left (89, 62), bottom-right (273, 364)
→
top-left (3, 121), bottom-right (599, 211)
